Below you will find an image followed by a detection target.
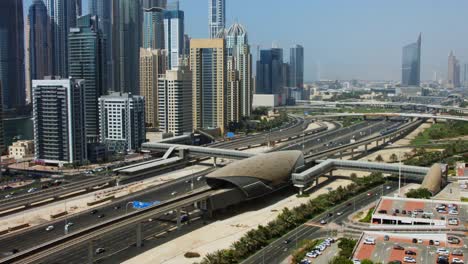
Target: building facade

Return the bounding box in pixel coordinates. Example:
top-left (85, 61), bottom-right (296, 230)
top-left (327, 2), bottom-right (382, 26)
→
top-left (8, 140), bottom-right (34, 160)
top-left (112, 0), bottom-right (141, 94)
top-left (98, 92), bottom-right (146, 153)
top-left (141, 0), bottom-right (167, 9)
top-left (256, 48), bottom-right (284, 96)
top-left (190, 39), bottom-right (226, 132)
top-left (447, 51), bottom-right (461, 89)
top-left (139, 48), bottom-right (167, 128)
top-left (45, 0), bottom-right (77, 77)
top-left (27, 0), bottom-right (53, 104)
top-left (68, 15), bottom-right (104, 142)
top-left (289, 44), bottom-right (304, 88)
top-left (0, 82), bottom-right (4, 152)
top-left (225, 23), bottom-right (253, 119)
top-left (401, 34), bottom-right (421, 86)
top-left (158, 66), bottom-right (193, 136)
top-left (32, 78), bottom-right (87, 165)
top-left (0, 0), bottom-right (25, 109)
top-left (208, 0), bottom-right (225, 39)
top-left (164, 9), bottom-right (185, 69)
top-left (89, 0), bottom-right (112, 92)
top-left (142, 7), bottom-right (165, 50)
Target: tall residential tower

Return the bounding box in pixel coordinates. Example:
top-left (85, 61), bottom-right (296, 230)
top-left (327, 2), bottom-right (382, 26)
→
top-left (447, 51), bottom-right (461, 89)
top-left (289, 44), bottom-right (304, 88)
top-left (208, 0), bottom-right (225, 39)
top-left (164, 9), bottom-right (185, 69)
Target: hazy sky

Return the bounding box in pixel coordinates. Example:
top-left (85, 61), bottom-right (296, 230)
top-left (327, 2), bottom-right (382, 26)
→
top-left (25, 0), bottom-right (468, 81)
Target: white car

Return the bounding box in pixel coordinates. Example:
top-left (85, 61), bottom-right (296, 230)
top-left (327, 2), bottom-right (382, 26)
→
top-left (452, 258), bottom-right (464, 264)
top-left (336, 212), bottom-right (343, 216)
top-left (434, 240), bottom-right (440, 246)
top-left (403, 256), bottom-right (416, 263)
top-left (353, 259), bottom-right (361, 264)
top-left (448, 218), bottom-right (459, 225)
top-left (45, 225), bottom-right (54, 231)
top-left (436, 248), bottom-right (449, 255)
top-left (27, 188), bottom-right (37, 193)
top-left (306, 252), bottom-right (317, 258)
top-left (4, 194), bottom-right (13, 199)
top-left (65, 222), bottom-right (74, 229)
top-left (449, 210), bottom-right (459, 215)
top-left (386, 186), bottom-right (391, 190)
top-left (197, 176), bottom-right (203, 181)
top-left (171, 191), bottom-right (177, 196)
top-left (364, 237), bottom-right (375, 245)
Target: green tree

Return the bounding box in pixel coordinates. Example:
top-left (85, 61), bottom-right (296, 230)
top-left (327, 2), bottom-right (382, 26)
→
top-left (406, 188), bottom-right (432, 199)
top-left (389, 153), bottom-right (398, 163)
top-left (375, 154), bottom-right (384, 162)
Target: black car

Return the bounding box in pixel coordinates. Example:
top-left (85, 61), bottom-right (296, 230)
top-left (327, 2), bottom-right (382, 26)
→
top-left (283, 239), bottom-right (291, 244)
top-left (402, 210), bottom-right (407, 214)
top-left (393, 245), bottom-right (404, 250)
top-left (388, 261), bottom-right (402, 264)
top-left (113, 205), bottom-right (121, 210)
top-left (97, 214), bottom-right (105, 218)
top-left (11, 249), bottom-right (19, 254)
top-left (405, 250), bottom-right (416, 255)
top-left (91, 209), bottom-right (98, 215)
top-left (437, 256), bottom-right (448, 264)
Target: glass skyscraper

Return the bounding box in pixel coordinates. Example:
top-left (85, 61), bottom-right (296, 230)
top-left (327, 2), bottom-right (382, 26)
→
top-left (256, 48), bottom-right (284, 95)
top-left (401, 34), bottom-right (421, 86)
top-left (69, 15), bottom-right (104, 142)
top-left (143, 7), bottom-right (165, 50)
top-left (209, 0), bottom-right (225, 39)
top-left (27, 0), bottom-right (53, 104)
top-left (0, 0), bottom-right (25, 109)
top-left (289, 44), bottom-right (304, 88)
top-left (89, 0), bottom-right (112, 91)
top-left (164, 9), bottom-right (185, 69)
top-left (112, 0), bottom-right (141, 94)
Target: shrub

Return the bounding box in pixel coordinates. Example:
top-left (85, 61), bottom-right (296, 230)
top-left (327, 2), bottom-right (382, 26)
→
top-left (184, 252), bottom-right (201, 258)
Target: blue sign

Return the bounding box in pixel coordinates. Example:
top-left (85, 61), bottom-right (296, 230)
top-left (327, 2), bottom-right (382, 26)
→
top-left (226, 132), bottom-right (235, 138)
top-left (132, 200), bottom-right (160, 209)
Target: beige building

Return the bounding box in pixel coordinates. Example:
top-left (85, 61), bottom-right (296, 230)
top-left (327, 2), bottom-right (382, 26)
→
top-left (158, 66), bottom-right (193, 136)
top-left (139, 48), bottom-right (167, 128)
top-left (190, 39), bottom-right (226, 133)
top-left (8, 140), bottom-right (34, 160)
top-left (226, 56), bottom-right (240, 123)
top-left (447, 51), bottom-right (461, 89)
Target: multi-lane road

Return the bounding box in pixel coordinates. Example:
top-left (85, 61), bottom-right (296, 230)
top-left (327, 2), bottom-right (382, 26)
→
top-left (241, 182), bottom-right (400, 264)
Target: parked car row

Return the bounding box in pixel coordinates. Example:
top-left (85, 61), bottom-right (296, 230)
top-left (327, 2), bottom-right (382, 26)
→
top-left (299, 238), bottom-right (335, 264)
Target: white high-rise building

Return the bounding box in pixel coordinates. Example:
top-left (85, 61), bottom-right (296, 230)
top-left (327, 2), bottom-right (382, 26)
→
top-left (98, 92), bottom-right (146, 153)
top-left (158, 66), bottom-right (192, 136)
top-left (32, 77), bottom-right (87, 165)
top-left (208, 0), bottom-right (225, 39)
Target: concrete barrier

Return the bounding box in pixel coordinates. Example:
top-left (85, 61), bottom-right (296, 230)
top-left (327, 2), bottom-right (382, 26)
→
top-left (87, 196), bottom-right (114, 206)
top-left (8, 223), bottom-right (30, 232)
top-left (50, 211), bottom-right (68, 219)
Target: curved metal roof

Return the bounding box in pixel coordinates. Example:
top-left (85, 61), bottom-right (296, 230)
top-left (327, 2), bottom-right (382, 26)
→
top-left (206, 151), bottom-right (304, 199)
top-left (421, 163), bottom-right (443, 194)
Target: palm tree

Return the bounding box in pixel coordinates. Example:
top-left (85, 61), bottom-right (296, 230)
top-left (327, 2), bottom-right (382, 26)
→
top-left (390, 153), bottom-right (398, 163)
top-left (375, 154), bottom-right (384, 162)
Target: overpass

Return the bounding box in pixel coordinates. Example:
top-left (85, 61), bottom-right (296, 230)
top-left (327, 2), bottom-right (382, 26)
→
top-left (293, 100), bottom-right (468, 114)
top-left (292, 159), bottom-right (434, 194)
top-left (310, 112), bottom-right (468, 122)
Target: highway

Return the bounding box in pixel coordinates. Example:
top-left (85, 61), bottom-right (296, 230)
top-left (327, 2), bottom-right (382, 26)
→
top-left (0, 118), bottom-right (412, 262)
top-left (241, 182), bottom-right (401, 264)
top-left (0, 169), bottom-right (211, 256)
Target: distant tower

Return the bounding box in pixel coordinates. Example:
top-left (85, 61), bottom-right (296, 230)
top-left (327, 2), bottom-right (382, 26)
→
top-left (142, 7), bottom-right (165, 49)
top-left (289, 44), bottom-right (304, 88)
top-left (401, 33), bottom-right (421, 86)
top-left (208, 0), bottom-right (225, 38)
top-left (447, 51), bottom-right (461, 89)
top-left (0, 0), bottom-right (25, 109)
top-left (164, 9), bottom-right (185, 69)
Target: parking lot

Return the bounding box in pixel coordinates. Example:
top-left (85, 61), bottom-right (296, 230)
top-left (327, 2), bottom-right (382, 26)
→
top-left (372, 197), bottom-right (468, 228)
top-left (353, 232), bottom-right (468, 264)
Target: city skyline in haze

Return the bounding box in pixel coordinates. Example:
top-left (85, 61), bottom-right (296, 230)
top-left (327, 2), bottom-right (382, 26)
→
top-left (23, 0), bottom-right (468, 82)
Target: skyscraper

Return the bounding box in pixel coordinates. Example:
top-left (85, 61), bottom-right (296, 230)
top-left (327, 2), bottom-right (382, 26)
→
top-left (225, 23), bottom-right (253, 118)
top-left (289, 44), bottom-right (304, 88)
top-left (75, 0), bottom-right (82, 16)
top-left (45, 0), bottom-right (77, 77)
top-left (112, 0), bottom-right (141, 94)
top-left (32, 77), bottom-right (87, 165)
top-left (158, 66), bottom-right (193, 136)
top-left (27, 0), bottom-right (53, 104)
top-left (141, 0), bottom-right (167, 9)
top-left (142, 7), bottom-right (165, 50)
top-left (190, 39), bottom-right (226, 131)
top-left (164, 9), bottom-right (185, 69)
top-left (208, 0), bottom-right (225, 39)
top-left (226, 57), bottom-right (240, 123)
top-left (69, 14), bottom-right (104, 142)
top-left (447, 51), bottom-right (461, 89)
top-left (89, 0), bottom-right (112, 91)
top-left (0, 0), bottom-right (25, 109)
top-left (0, 82), bottom-right (4, 152)
top-left (401, 34), bottom-right (421, 86)
top-left (98, 92), bottom-right (146, 153)
top-left (256, 48), bottom-right (284, 95)
top-left (463, 64), bottom-right (468, 87)
top-left (139, 48), bottom-right (167, 128)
